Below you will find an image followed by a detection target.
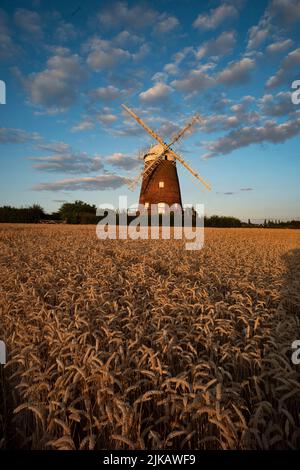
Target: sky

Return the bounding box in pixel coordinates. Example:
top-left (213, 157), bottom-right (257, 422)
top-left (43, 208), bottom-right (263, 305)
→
top-left (0, 0), bottom-right (300, 221)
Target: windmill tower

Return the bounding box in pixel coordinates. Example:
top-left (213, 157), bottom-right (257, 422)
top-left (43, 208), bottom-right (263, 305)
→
top-left (122, 104), bottom-right (211, 213)
top-left (139, 143), bottom-right (182, 211)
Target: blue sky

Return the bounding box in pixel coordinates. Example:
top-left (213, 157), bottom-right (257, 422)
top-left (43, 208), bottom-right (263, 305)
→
top-left (0, 0), bottom-right (300, 220)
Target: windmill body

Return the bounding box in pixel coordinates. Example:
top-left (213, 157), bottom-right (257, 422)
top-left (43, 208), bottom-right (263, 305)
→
top-left (139, 144), bottom-right (182, 213)
top-left (122, 104), bottom-right (211, 213)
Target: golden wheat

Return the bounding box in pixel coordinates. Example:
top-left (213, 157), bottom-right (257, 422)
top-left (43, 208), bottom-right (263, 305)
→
top-left (0, 224), bottom-right (300, 449)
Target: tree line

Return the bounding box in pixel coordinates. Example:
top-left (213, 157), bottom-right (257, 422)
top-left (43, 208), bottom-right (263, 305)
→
top-left (0, 201), bottom-right (299, 228)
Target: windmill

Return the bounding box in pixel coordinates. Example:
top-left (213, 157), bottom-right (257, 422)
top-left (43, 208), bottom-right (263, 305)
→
top-left (122, 104), bottom-right (211, 214)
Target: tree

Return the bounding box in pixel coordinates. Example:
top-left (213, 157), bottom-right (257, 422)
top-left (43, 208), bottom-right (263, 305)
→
top-left (205, 215), bottom-right (242, 228)
top-left (28, 204), bottom-right (45, 222)
top-left (0, 204), bottom-right (45, 223)
top-left (58, 200), bottom-right (97, 224)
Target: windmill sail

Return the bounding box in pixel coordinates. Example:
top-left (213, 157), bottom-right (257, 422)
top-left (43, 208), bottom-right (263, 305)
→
top-left (122, 104), bottom-right (211, 213)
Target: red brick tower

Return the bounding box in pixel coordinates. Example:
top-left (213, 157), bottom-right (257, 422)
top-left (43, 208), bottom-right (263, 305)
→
top-left (139, 144), bottom-right (182, 213)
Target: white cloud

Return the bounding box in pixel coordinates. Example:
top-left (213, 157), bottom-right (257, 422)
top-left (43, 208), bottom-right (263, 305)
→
top-left (98, 2), bottom-right (157, 29)
top-left (55, 21), bottom-right (77, 42)
top-left (171, 69), bottom-right (215, 94)
top-left (36, 141), bottom-right (71, 153)
top-left (0, 9), bottom-right (19, 59)
top-left (114, 30), bottom-right (142, 46)
top-left (14, 8), bottom-right (43, 38)
top-left (71, 107), bottom-right (118, 132)
top-left (87, 48), bottom-right (129, 70)
top-left (89, 85), bottom-right (122, 101)
top-left (106, 152), bottom-right (140, 170)
top-left (207, 115), bottom-right (240, 131)
top-left (97, 113), bottom-right (118, 124)
top-left (266, 47), bottom-right (300, 88)
top-left (139, 82), bottom-right (173, 103)
top-left (110, 120), bottom-right (147, 137)
top-left (152, 72), bottom-right (168, 83)
top-left (157, 120), bottom-right (181, 139)
top-left (203, 117), bottom-right (300, 158)
top-left (33, 174), bottom-right (128, 191)
top-left (265, 38), bottom-right (293, 54)
top-left (98, 2), bottom-right (179, 34)
top-left (29, 153), bottom-right (104, 173)
top-left (163, 47), bottom-right (194, 76)
top-left (132, 43), bottom-right (150, 61)
top-left (259, 91), bottom-right (295, 116)
top-left (246, 0), bottom-right (300, 52)
top-left (154, 13), bottom-right (179, 34)
top-left (71, 120), bottom-right (94, 132)
top-left (247, 24), bottom-right (269, 50)
top-left (84, 34), bottom-right (148, 70)
top-left (209, 94), bottom-right (233, 113)
top-left (201, 96), bottom-right (258, 133)
top-left (193, 4), bottom-right (238, 30)
top-left (217, 58), bottom-right (255, 85)
top-left (163, 63), bottom-right (179, 75)
top-left (0, 127), bottom-right (40, 144)
top-left (230, 95), bottom-right (255, 112)
top-left (173, 47), bottom-right (194, 64)
top-left (86, 37), bottom-right (130, 70)
top-left (268, 0), bottom-right (300, 26)
top-left (196, 31), bottom-right (236, 59)
top-left (24, 49), bottom-right (85, 112)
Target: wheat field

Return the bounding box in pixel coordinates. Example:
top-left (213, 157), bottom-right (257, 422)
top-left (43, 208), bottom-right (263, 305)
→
top-left (0, 224), bottom-right (300, 450)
